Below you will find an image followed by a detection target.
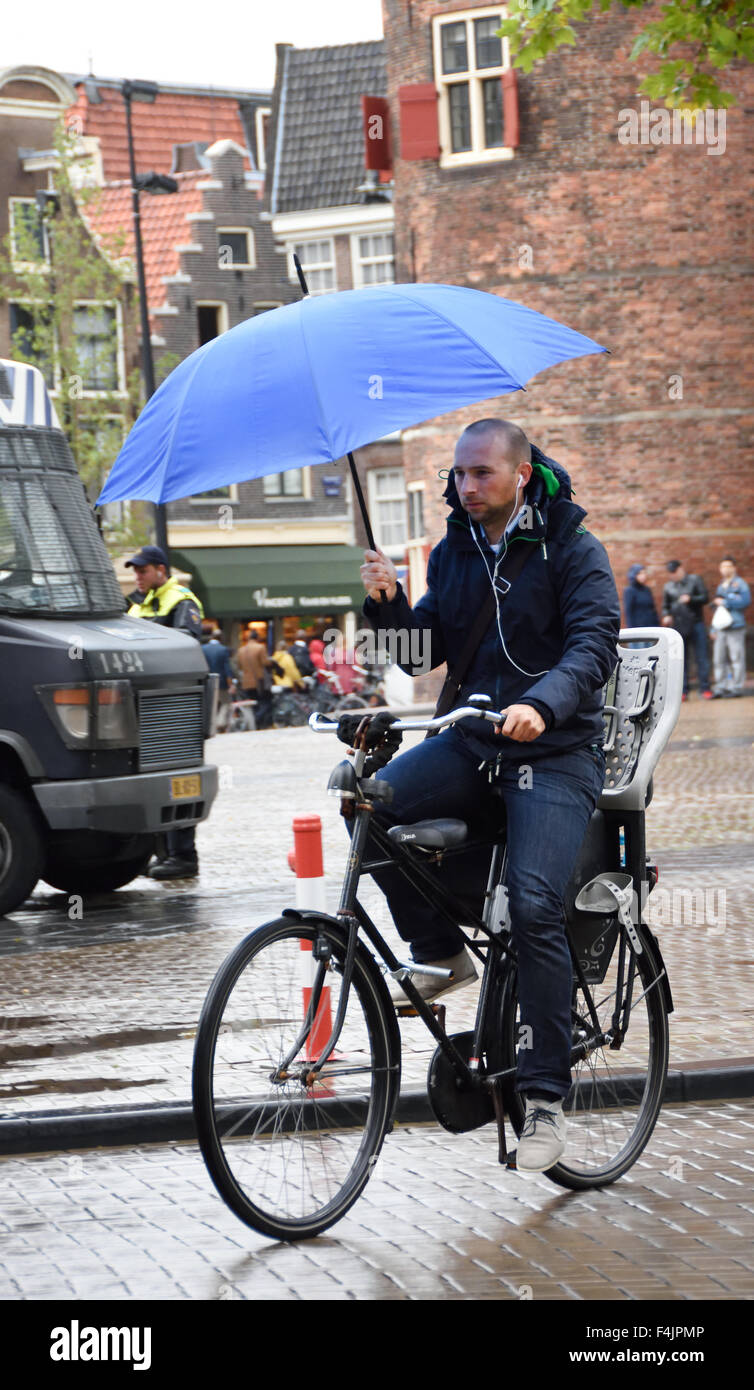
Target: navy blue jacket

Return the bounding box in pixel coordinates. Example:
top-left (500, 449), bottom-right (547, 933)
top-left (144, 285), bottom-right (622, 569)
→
top-left (202, 637), bottom-right (234, 691)
top-left (364, 446), bottom-right (621, 763)
top-left (623, 567), bottom-right (660, 628)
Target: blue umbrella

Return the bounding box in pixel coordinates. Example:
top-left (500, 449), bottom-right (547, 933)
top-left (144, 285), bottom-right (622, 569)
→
top-left (97, 283), bottom-right (606, 535)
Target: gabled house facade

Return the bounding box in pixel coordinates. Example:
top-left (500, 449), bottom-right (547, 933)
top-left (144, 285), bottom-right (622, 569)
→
top-left (68, 71), bottom-right (372, 642)
top-left (265, 42), bottom-right (425, 607)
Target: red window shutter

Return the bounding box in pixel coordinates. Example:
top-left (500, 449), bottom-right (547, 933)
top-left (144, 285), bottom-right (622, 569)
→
top-left (398, 83), bottom-right (440, 161)
top-left (502, 68), bottom-right (520, 149)
top-left (361, 95), bottom-right (393, 172)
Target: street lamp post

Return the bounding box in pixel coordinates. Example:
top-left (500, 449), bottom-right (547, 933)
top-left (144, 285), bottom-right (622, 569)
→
top-left (121, 80), bottom-right (178, 558)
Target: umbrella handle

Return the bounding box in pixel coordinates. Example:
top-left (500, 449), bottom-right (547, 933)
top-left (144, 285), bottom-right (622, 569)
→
top-left (347, 452), bottom-right (388, 605)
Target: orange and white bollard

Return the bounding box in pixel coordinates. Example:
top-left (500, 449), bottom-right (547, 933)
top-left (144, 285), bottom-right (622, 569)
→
top-left (290, 815), bottom-right (332, 1059)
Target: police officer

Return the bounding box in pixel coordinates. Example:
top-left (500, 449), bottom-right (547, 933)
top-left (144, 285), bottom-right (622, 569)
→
top-left (126, 546), bottom-right (204, 879)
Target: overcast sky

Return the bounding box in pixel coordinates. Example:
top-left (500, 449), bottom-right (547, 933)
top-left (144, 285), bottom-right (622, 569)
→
top-left (3, 0), bottom-right (385, 92)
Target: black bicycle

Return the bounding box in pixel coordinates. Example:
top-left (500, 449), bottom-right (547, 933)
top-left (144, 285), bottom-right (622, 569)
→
top-left (192, 694), bottom-right (673, 1242)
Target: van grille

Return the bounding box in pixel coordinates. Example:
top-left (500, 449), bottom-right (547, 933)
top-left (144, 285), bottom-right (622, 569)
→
top-left (138, 689), bottom-right (203, 771)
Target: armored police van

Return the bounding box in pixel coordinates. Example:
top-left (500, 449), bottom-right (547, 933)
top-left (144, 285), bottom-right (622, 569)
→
top-left (0, 359), bottom-right (218, 915)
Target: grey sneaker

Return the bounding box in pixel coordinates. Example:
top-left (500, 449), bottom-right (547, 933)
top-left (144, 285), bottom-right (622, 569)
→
top-left (516, 1097), bottom-right (567, 1174)
top-left (387, 948), bottom-right (477, 1007)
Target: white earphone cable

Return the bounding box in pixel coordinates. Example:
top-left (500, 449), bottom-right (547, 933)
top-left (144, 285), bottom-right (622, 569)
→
top-left (470, 483), bottom-right (551, 680)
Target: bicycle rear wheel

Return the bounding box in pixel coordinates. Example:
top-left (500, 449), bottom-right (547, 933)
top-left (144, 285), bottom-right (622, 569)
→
top-left (497, 926), bottom-right (669, 1188)
top-left (193, 916), bottom-right (400, 1240)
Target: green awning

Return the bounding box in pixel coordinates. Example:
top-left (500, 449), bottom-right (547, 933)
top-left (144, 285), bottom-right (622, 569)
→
top-left (170, 545), bottom-right (366, 619)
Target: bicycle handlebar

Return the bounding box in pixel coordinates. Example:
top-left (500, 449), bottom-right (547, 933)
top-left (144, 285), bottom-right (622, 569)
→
top-left (308, 702), bottom-right (507, 736)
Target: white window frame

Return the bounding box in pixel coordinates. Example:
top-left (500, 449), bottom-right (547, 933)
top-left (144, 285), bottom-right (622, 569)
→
top-left (189, 482), bottom-right (240, 505)
top-left (431, 7), bottom-right (514, 170)
top-left (263, 467), bottom-right (312, 502)
top-left (9, 197), bottom-right (49, 268)
top-left (195, 300), bottom-right (230, 340)
top-left (367, 466), bottom-right (408, 560)
top-left (289, 239), bottom-right (336, 295)
top-left (217, 227), bottom-right (256, 269)
top-left (72, 299), bottom-right (126, 398)
top-left (252, 301), bottom-right (283, 315)
top-left (349, 229), bottom-right (395, 288)
top-left (407, 480), bottom-right (427, 543)
top-left (254, 106), bottom-right (271, 172)
top-left (406, 480), bottom-right (428, 603)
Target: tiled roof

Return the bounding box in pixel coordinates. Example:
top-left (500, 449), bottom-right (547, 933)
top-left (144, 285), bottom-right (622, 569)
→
top-left (82, 172), bottom-right (205, 327)
top-left (67, 82), bottom-right (252, 182)
top-left (271, 41), bottom-right (386, 214)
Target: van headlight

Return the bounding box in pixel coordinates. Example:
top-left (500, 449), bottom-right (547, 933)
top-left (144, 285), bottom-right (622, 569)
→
top-left (36, 681), bottom-right (138, 748)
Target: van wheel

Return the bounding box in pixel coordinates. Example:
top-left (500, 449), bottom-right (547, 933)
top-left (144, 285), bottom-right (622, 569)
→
top-left (0, 786), bottom-right (45, 916)
top-left (42, 846), bottom-right (154, 895)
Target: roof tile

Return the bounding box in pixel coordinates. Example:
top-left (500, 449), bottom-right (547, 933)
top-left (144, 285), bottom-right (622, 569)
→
top-left (273, 41), bottom-right (386, 214)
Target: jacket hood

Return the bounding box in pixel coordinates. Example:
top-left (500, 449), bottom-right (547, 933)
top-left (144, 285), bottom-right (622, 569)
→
top-left (627, 564), bottom-right (644, 583)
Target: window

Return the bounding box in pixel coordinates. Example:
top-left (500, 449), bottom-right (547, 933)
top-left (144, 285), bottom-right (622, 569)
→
top-left (78, 416), bottom-right (126, 520)
top-left (73, 305), bottom-right (120, 391)
top-left (408, 484), bottom-right (426, 541)
top-left (196, 302), bottom-right (229, 344)
top-left (254, 107), bottom-right (271, 172)
top-left (253, 302), bottom-right (282, 315)
top-left (406, 482), bottom-right (428, 605)
top-left (368, 467), bottom-right (408, 557)
top-left (190, 483), bottom-right (239, 504)
top-left (263, 469), bottom-right (305, 498)
top-left (8, 303), bottom-right (55, 388)
top-left (292, 240), bottom-right (336, 295)
top-left (217, 229), bottom-right (255, 268)
top-left (9, 199), bottom-right (47, 264)
top-left (432, 8), bottom-right (511, 168)
top-left (353, 232), bottom-right (395, 287)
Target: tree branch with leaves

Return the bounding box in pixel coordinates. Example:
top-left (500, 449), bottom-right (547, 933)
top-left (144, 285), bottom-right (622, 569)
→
top-left (498, 0), bottom-right (753, 109)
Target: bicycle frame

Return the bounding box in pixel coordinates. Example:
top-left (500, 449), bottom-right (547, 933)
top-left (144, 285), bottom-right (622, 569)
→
top-left (284, 706), bottom-right (666, 1103)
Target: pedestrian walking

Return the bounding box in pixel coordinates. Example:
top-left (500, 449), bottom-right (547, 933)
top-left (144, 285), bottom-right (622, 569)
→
top-left (360, 417), bottom-right (620, 1174)
top-left (308, 634), bottom-right (327, 682)
top-left (289, 630), bottom-right (316, 679)
top-left (711, 556), bottom-right (751, 697)
top-left (623, 564), bottom-right (659, 629)
top-left (271, 641), bottom-right (305, 689)
top-left (202, 626), bottom-right (235, 731)
top-left (237, 629), bottom-right (273, 729)
top-left (126, 546), bottom-right (205, 878)
top-left (662, 559), bottom-right (711, 699)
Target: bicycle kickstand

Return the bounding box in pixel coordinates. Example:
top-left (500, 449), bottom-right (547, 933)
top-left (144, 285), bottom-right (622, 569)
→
top-left (490, 1080), bottom-right (515, 1168)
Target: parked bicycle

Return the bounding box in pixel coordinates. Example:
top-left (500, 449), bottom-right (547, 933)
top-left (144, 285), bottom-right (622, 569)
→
top-left (271, 670), bottom-right (374, 728)
top-left (192, 629), bottom-right (683, 1242)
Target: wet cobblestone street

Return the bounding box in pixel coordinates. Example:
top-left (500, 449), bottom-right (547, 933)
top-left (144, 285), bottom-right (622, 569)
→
top-left (1, 696), bottom-right (752, 1303)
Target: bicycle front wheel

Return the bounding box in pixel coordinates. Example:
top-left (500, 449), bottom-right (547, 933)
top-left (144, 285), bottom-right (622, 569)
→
top-left (497, 926), bottom-right (669, 1188)
top-left (193, 916), bottom-right (400, 1240)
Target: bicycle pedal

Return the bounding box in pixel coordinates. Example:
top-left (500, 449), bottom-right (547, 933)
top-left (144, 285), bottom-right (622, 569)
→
top-left (395, 1001), bottom-right (442, 1018)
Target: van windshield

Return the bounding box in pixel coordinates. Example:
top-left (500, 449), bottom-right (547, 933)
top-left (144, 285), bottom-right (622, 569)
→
top-left (0, 443), bottom-right (125, 618)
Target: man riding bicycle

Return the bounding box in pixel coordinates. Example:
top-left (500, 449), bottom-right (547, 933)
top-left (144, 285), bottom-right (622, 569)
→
top-left (360, 418), bottom-right (621, 1174)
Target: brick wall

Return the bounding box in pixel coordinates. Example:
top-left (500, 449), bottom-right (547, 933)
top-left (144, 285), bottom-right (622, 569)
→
top-left (382, 1), bottom-right (754, 639)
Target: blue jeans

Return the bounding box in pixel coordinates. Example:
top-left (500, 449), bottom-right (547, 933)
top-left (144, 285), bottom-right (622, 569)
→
top-left (682, 620), bottom-right (710, 693)
top-left (368, 728), bottom-right (605, 1098)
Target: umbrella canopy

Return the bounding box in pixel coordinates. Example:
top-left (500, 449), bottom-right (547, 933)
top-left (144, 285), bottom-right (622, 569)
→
top-left (97, 283), bottom-right (607, 506)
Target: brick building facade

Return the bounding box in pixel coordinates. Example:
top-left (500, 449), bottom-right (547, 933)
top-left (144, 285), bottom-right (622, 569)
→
top-left (382, 2), bottom-right (753, 637)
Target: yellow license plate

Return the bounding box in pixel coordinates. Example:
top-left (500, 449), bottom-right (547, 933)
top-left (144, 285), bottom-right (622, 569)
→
top-left (171, 774), bottom-right (201, 799)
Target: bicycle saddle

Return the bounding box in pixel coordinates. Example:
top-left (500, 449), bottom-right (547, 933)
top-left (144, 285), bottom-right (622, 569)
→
top-left (387, 819), bottom-right (468, 850)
